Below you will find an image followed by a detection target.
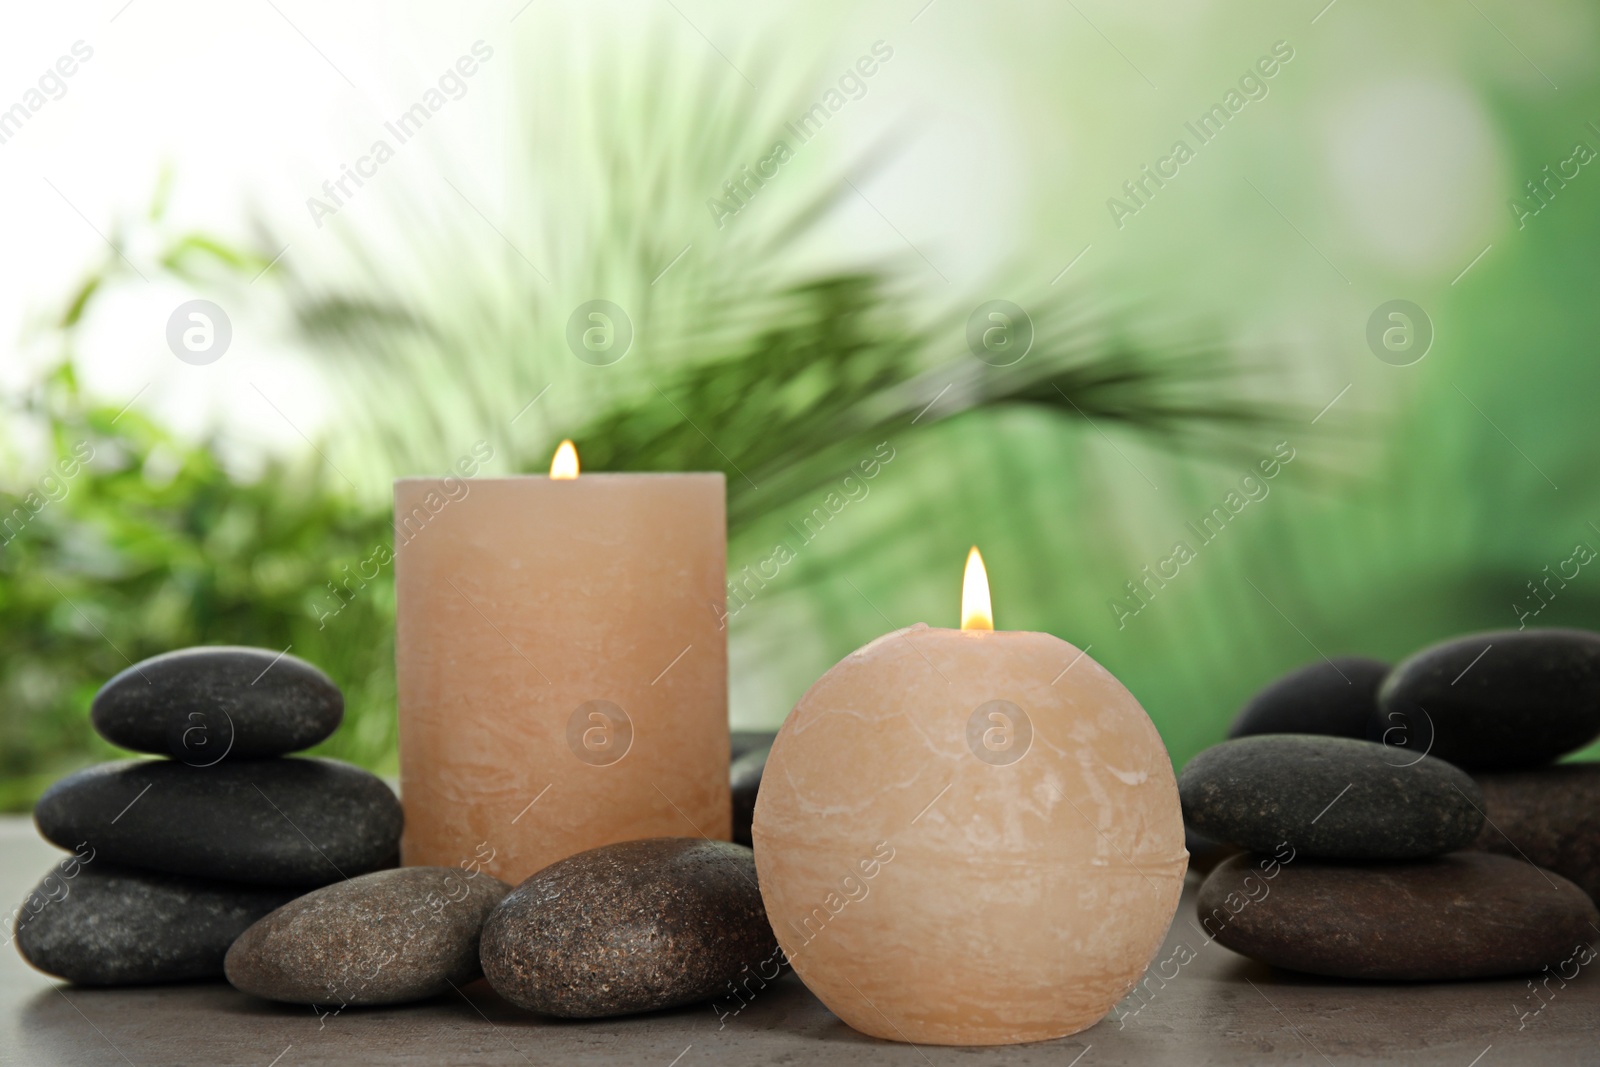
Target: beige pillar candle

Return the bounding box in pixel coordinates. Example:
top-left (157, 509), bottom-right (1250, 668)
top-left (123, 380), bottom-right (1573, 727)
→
top-left (395, 442), bottom-right (730, 885)
top-left (754, 548), bottom-right (1187, 1046)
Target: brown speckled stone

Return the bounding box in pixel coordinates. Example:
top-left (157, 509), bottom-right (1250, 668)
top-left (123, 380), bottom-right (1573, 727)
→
top-left (479, 838), bottom-right (778, 1018)
top-left (225, 867), bottom-right (509, 1006)
top-left (1198, 851), bottom-right (1599, 980)
top-left (1471, 763), bottom-right (1600, 904)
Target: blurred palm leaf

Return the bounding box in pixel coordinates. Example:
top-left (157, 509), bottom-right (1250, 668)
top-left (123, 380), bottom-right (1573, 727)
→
top-left (277, 35), bottom-right (1297, 526)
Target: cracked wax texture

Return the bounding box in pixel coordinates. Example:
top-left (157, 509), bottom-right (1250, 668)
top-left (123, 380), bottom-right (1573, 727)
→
top-left (394, 475), bottom-right (731, 885)
top-left (753, 624), bottom-right (1188, 1046)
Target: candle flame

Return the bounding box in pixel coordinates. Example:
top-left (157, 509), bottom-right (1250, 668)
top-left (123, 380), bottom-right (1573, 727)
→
top-left (961, 546), bottom-right (993, 631)
top-left (550, 440), bottom-right (580, 479)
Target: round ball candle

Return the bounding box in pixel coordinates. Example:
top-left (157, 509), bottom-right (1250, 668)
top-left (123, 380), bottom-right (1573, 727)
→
top-left (395, 441), bottom-right (730, 885)
top-left (753, 548), bottom-right (1187, 1046)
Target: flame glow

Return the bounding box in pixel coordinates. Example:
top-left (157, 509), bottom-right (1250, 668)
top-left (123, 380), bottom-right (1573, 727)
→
top-left (550, 440), bottom-right (580, 479)
top-left (961, 546), bottom-right (993, 631)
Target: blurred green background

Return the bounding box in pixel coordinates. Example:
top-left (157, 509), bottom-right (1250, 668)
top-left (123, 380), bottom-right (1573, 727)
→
top-left (4, 2), bottom-right (1598, 809)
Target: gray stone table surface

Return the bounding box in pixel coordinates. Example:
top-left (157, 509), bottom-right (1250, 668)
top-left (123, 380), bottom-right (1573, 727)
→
top-left (2, 816), bottom-right (1596, 1066)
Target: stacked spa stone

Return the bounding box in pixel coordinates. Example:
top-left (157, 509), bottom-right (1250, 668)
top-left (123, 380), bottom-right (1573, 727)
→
top-left (13, 647), bottom-right (403, 987)
top-left (729, 730), bottom-right (776, 846)
top-left (1181, 628), bottom-right (1600, 980)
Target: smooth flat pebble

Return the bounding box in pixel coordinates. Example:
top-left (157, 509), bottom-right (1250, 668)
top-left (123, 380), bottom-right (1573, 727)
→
top-left (1471, 762), bottom-right (1600, 904)
top-left (1197, 851), bottom-right (1599, 980)
top-left (479, 838), bottom-right (779, 1018)
top-left (13, 864), bottom-right (298, 986)
top-left (34, 758), bottom-right (402, 887)
top-left (1179, 735), bottom-right (1483, 860)
top-left (1229, 657), bottom-right (1389, 740)
top-left (1375, 629), bottom-right (1600, 770)
top-left (730, 744), bottom-right (770, 848)
top-left (91, 646), bottom-right (343, 762)
top-left (225, 867), bottom-right (511, 1006)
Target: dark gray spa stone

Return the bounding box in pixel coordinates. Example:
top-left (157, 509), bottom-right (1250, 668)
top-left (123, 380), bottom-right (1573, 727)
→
top-left (1183, 827), bottom-right (1238, 876)
top-left (33, 758), bottom-right (402, 887)
top-left (730, 744), bottom-right (770, 848)
top-left (12, 863), bottom-right (298, 986)
top-left (1374, 629), bottom-right (1600, 771)
top-left (1197, 851), bottom-right (1599, 980)
top-left (91, 646), bottom-right (343, 762)
top-left (1229, 657), bottom-right (1389, 740)
top-left (479, 838), bottom-right (779, 1018)
top-left (225, 867), bottom-right (511, 1006)
top-left (1179, 735), bottom-right (1483, 860)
